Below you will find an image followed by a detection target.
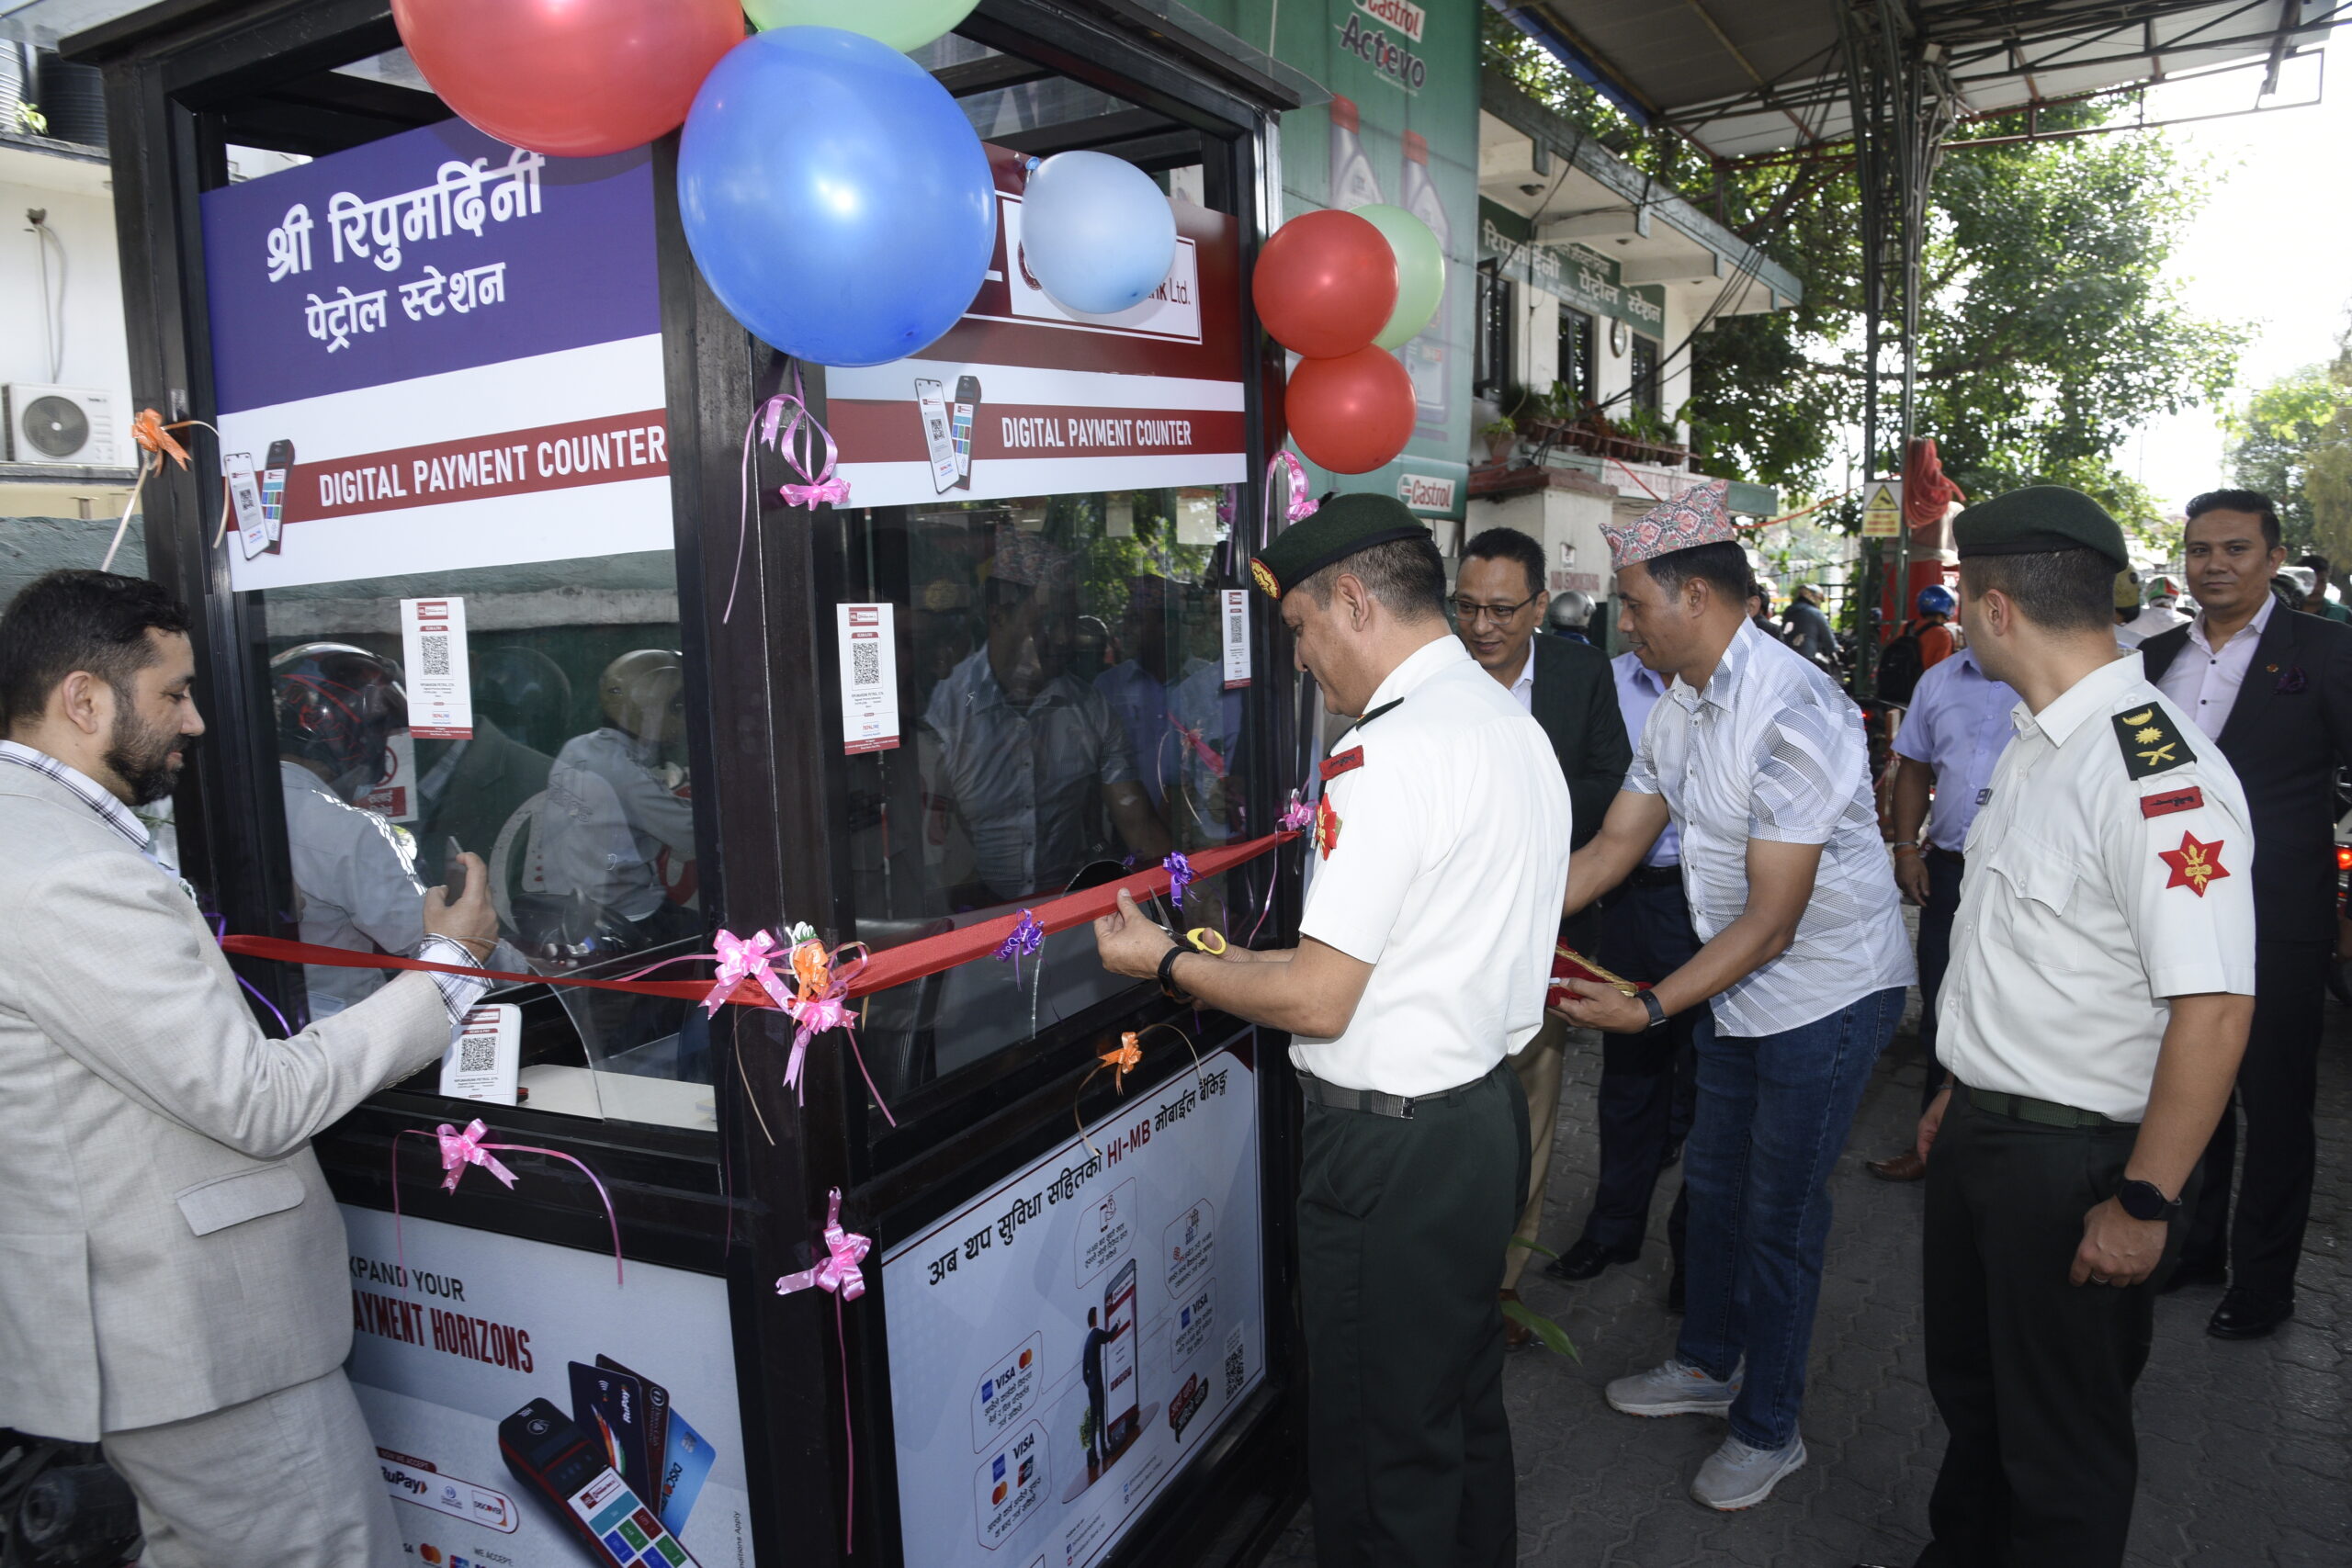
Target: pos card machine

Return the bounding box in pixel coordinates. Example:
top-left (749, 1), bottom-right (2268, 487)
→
top-left (499, 1397), bottom-right (698, 1568)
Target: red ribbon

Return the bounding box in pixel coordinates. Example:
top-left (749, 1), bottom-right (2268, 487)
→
top-left (220, 831), bottom-right (1295, 1005)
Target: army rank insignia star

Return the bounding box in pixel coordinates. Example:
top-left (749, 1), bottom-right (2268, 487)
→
top-left (2112, 705), bottom-right (2195, 778)
top-left (2158, 831), bottom-right (2229, 897)
top-left (1315, 794), bottom-right (1341, 859)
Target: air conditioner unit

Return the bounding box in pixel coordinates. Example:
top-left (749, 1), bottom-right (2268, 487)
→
top-left (5, 384), bottom-right (119, 467)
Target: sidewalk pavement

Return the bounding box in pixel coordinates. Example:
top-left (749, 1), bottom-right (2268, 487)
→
top-left (1259, 1001), bottom-right (2349, 1566)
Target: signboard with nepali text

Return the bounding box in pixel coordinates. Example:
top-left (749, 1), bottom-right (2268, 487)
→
top-left (199, 119), bottom-right (668, 590)
top-left (827, 148), bottom-right (1248, 508)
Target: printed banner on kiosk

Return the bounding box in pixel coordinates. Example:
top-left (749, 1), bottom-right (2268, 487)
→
top-left (199, 120), bottom-right (668, 590)
top-left (880, 1032), bottom-right (1266, 1568)
top-left (830, 149), bottom-right (1249, 508)
top-left (342, 1206), bottom-right (756, 1568)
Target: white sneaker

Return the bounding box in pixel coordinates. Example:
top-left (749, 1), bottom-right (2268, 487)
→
top-left (1690, 1433), bottom-right (1807, 1510)
top-left (1604, 1357), bottom-right (1741, 1417)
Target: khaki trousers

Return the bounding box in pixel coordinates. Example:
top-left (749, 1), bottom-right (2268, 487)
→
top-left (104, 1368), bottom-right (401, 1568)
top-left (1499, 1011), bottom-right (1571, 1290)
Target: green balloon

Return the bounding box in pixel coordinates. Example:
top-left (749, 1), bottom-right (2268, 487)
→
top-left (744, 0), bottom-right (980, 54)
top-left (1352, 204), bottom-right (1444, 351)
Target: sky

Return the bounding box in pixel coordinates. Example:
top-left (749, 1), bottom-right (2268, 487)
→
top-left (2120, 49), bottom-right (2351, 513)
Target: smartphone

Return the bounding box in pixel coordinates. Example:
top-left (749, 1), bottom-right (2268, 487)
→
top-left (951, 375), bottom-right (981, 490)
top-left (915, 378), bottom-right (959, 495)
top-left (262, 438), bottom-right (295, 552)
top-left (444, 837), bottom-right (469, 903)
top-left (1102, 1258), bottom-right (1140, 1455)
top-left (498, 1398), bottom-right (698, 1568)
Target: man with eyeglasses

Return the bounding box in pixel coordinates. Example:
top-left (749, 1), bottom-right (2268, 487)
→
top-left (1453, 527), bottom-right (1631, 1346)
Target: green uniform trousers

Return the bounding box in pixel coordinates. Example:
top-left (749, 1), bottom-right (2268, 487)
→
top-left (1298, 1061), bottom-right (1528, 1568)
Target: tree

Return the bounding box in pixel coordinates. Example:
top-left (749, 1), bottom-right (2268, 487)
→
top-left (1483, 17), bottom-right (2248, 519)
top-left (2227, 355), bottom-right (2352, 553)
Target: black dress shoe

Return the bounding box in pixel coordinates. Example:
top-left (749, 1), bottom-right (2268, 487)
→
top-left (1542, 1236), bottom-right (1639, 1282)
top-left (2207, 1288), bottom-right (2293, 1340)
top-left (2157, 1258), bottom-right (2226, 1294)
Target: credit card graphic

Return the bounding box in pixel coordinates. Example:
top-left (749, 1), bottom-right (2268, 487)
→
top-left (570, 1360), bottom-right (652, 1493)
top-left (657, 1408), bottom-right (717, 1539)
top-left (596, 1355), bottom-right (670, 1505)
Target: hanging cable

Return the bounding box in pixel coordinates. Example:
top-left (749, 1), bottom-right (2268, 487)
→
top-left (28, 208), bottom-right (66, 382)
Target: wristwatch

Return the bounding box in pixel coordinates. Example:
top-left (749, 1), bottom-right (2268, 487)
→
top-left (1638, 991), bottom-right (1669, 1031)
top-left (2117, 1178), bottom-right (2180, 1223)
top-left (1157, 943), bottom-right (1192, 1002)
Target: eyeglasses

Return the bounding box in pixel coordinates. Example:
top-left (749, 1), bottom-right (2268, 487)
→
top-left (1451, 591), bottom-right (1543, 627)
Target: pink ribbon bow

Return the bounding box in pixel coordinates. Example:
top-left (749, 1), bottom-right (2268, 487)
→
top-left (729, 366), bottom-right (851, 621)
top-left (779, 938), bottom-right (899, 1127)
top-left (394, 1121), bottom-right (625, 1286)
top-left (775, 1188), bottom-right (870, 1303)
top-left (1279, 790), bottom-right (1314, 831)
top-left (1261, 449), bottom-right (1318, 544)
top-left (707, 928), bottom-right (792, 1016)
top-left (777, 1188), bottom-right (869, 1553)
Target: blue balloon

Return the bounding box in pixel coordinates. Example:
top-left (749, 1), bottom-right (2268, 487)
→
top-left (1019, 151), bottom-right (1178, 316)
top-left (679, 28), bottom-right (997, 367)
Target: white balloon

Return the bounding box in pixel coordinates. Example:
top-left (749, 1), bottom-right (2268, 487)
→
top-left (1019, 151), bottom-right (1179, 317)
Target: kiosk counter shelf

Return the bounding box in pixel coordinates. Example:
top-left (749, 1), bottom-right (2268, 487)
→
top-left (65, 2), bottom-right (1325, 1564)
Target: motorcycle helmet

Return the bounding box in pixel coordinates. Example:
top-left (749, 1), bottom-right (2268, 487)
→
top-left (272, 642), bottom-right (407, 801)
top-left (598, 649), bottom-right (686, 746)
top-left (1915, 584), bottom-right (1956, 618)
top-left (1545, 590), bottom-right (1594, 634)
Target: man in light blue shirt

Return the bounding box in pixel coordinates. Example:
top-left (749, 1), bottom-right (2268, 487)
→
top-left (1866, 646), bottom-right (2018, 1181)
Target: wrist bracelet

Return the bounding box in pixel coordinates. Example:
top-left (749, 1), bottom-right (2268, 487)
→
top-left (1156, 944), bottom-right (1191, 1002)
top-left (1894, 845), bottom-right (1921, 858)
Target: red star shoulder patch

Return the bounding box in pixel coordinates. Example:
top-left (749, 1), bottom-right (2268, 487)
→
top-left (1315, 793), bottom-right (1341, 860)
top-left (2158, 830), bottom-right (2229, 897)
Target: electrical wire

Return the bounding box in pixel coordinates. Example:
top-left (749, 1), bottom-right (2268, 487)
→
top-left (29, 210), bottom-right (65, 382)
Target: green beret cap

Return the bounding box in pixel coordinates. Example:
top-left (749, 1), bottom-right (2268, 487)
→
top-left (1250, 491), bottom-right (1429, 600)
top-left (1951, 484), bottom-right (2130, 570)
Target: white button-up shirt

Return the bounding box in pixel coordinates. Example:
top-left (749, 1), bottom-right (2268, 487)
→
top-left (1891, 648), bottom-right (2018, 852)
top-left (1611, 651), bottom-right (1679, 866)
top-left (1295, 637), bottom-right (1571, 1096)
top-left (1624, 618), bottom-right (1915, 1036)
top-left (1939, 655), bottom-right (2256, 1121)
top-left (2154, 592), bottom-right (2274, 740)
top-left (1506, 646), bottom-right (1535, 713)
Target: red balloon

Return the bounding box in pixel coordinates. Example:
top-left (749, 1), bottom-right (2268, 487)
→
top-left (1253, 209), bottom-right (1399, 359)
top-left (392, 0), bottom-right (743, 158)
top-left (1286, 348), bottom-right (1416, 475)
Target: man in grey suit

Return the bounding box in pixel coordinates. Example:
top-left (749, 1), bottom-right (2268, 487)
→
top-left (0, 570), bottom-right (499, 1567)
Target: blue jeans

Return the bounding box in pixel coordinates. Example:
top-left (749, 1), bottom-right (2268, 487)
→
top-left (1676, 986), bottom-right (1905, 1450)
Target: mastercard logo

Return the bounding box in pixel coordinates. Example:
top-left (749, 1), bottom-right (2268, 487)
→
top-left (421, 1549), bottom-right (443, 1566)
top-left (1018, 1348), bottom-right (1033, 1369)
top-left (991, 1482), bottom-right (1008, 1505)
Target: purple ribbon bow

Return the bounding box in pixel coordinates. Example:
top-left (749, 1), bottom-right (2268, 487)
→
top-left (1165, 851), bottom-right (1195, 909)
top-left (776, 1187), bottom-right (870, 1553)
top-left (707, 928), bottom-right (793, 1017)
top-left (394, 1120), bottom-right (625, 1286)
top-left (993, 908), bottom-right (1045, 985)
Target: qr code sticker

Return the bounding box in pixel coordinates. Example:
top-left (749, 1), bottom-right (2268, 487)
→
top-left (1223, 1325), bottom-right (1245, 1400)
top-left (850, 637), bottom-right (881, 688)
top-left (419, 635), bottom-right (451, 678)
top-left (458, 1035), bottom-right (497, 1075)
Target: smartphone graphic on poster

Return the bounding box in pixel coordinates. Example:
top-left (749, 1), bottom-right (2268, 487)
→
top-left (498, 1398), bottom-right (699, 1568)
top-left (262, 438), bottom-right (295, 552)
top-left (1102, 1258), bottom-right (1140, 1455)
top-left (915, 378), bottom-right (959, 494)
top-left (951, 374), bottom-right (981, 491)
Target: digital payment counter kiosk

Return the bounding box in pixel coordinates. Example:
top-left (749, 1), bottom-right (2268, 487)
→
top-left (67, 4), bottom-right (1317, 1563)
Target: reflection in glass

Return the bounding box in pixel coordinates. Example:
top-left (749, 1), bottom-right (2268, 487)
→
top-left (844, 491), bottom-right (1257, 1099)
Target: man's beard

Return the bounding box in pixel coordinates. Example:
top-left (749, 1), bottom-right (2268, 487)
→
top-left (105, 703), bottom-right (191, 806)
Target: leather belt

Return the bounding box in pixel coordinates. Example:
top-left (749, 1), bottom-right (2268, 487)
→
top-left (1626, 863), bottom-right (1683, 888)
top-left (1296, 1062), bottom-right (1502, 1120)
top-left (1961, 1083), bottom-right (2127, 1133)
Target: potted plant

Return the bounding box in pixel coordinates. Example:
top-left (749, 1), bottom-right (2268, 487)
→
top-left (1479, 416), bottom-right (1516, 464)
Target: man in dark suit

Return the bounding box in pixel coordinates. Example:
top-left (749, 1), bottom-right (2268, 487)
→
top-left (2141, 488), bottom-right (2352, 1339)
top-left (1454, 526), bottom-right (1631, 1345)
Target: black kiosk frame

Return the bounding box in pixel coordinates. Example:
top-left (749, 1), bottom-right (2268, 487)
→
top-left (66, 4), bottom-right (1317, 1565)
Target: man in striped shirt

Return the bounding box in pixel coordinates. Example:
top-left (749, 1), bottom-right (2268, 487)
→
top-left (1556, 482), bottom-right (1914, 1511)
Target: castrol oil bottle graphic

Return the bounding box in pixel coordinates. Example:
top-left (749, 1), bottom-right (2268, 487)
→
top-left (1328, 95), bottom-right (1384, 210)
top-left (1399, 130), bottom-right (1452, 434)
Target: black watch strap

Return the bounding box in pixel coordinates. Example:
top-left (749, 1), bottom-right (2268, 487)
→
top-left (2118, 1178), bottom-right (2179, 1222)
top-left (1639, 990), bottom-right (1668, 1031)
top-left (1157, 944), bottom-right (1190, 1001)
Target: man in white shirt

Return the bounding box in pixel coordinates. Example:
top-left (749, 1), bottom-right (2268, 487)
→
top-left (1866, 646), bottom-right (2020, 1180)
top-left (1898, 486), bottom-right (2254, 1567)
top-left (1093, 494), bottom-right (1569, 1568)
top-left (1555, 479), bottom-right (1914, 1511)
